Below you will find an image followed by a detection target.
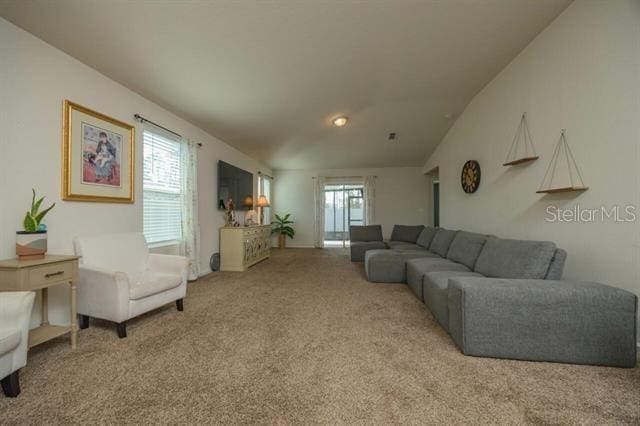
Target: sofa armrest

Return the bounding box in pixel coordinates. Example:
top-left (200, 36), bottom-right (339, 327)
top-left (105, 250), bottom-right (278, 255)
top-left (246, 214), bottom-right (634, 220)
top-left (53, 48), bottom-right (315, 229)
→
top-left (447, 277), bottom-right (638, 367)
top-left (0, 291), bottom-right (35, 371)
top-left (77, 265), bottom-right (130, 323)
top-left (148, 254), bottom-right (189, 282)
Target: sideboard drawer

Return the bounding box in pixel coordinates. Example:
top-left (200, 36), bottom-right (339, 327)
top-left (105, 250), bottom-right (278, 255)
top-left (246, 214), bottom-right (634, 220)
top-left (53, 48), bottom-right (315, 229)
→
top-left (28, 262), bottom-right (74, 287)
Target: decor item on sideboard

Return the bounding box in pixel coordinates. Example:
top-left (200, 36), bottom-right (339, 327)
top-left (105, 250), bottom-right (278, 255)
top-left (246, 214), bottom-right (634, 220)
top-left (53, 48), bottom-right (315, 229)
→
top-left (503, 112), bottom-right (539, 166)
top-left (16, 189), bottom-right (55, 260)
top-left (537, 129), bottom-right (588, 194)
top-left (224, 198), bottom-right (236, 226)
top-left (256, 195), bottom-right (270, 225)
top-left (461, 160), bottom-right (481, 193)
top-left (62, 100), bottom-right (135, 203)
top-left (272, 214), bottom-right (295, 249)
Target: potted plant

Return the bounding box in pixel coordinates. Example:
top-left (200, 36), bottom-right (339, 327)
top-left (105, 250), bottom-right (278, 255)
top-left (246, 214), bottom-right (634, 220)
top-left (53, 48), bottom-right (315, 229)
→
top-left (16, 189), bottom-right (55, 260)
top-left (272, 213), bottom-right (295, 249)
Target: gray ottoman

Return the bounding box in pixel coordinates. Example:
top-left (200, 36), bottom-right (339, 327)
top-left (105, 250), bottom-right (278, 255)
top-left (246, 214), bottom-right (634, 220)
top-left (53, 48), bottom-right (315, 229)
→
top-left (365, 250), bottom-right (432, 283)
top-left (448, 277), bottom-right (638, 367)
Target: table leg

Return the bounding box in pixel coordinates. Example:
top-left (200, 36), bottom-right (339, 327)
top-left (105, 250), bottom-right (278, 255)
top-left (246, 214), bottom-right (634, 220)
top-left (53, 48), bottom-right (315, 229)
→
top-left (41, 288), bottom-right (49, 326)
top-left (70, 281), bottom-right (77, 350)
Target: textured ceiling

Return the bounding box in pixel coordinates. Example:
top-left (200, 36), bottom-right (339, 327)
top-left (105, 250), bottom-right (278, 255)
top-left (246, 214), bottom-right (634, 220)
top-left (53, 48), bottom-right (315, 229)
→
top-left (0, 0), bottom-right (572, 170)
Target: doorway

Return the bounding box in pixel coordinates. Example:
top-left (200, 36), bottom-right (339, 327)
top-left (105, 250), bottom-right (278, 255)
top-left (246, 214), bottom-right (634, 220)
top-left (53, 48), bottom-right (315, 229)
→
top-left (324, 184), bottom-right (363, 247)
top-left (433, 180), bottom-right (440, 227)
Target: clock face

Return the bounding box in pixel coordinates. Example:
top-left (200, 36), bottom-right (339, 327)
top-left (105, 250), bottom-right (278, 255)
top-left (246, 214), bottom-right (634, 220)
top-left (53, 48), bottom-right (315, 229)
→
top-left (461, 160), bottom-right (481, 193)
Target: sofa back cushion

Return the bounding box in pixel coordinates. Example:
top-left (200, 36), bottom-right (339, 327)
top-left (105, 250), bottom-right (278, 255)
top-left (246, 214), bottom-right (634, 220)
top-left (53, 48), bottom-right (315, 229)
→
top-left (349, 225), bottom-right (383, 242)
top-left (416, 227), bottom-right (438, 248)
top-left (390, 225), bottom-right (425, 243)
top-left (74, 232), bottom-right (149, 277)
top-left (474, 237), bottom-right (556, 279)
top-left (428, 228), bottom-right (458, 257)
top-left (446, 231), bottom-right (488, 269)
top-left (545, 248), bottom-right (567, 280)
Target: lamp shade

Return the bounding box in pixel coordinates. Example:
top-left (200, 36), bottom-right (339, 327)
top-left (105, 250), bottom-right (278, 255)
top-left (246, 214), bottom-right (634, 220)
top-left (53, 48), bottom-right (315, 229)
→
top-left (243, 195), bottom-right (254, 207)
top-left (256, 195), bottom-right (270, 207)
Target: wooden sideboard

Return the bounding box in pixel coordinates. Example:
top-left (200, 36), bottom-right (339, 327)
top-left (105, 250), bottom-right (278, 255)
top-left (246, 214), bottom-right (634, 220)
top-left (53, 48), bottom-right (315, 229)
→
top-left (220, 225), bottom-right (271, 271)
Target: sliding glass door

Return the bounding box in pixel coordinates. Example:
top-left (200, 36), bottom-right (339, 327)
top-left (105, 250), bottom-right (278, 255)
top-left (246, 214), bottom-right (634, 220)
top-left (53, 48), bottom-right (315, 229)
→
top-left (324, 184), bottom-right (363, 247)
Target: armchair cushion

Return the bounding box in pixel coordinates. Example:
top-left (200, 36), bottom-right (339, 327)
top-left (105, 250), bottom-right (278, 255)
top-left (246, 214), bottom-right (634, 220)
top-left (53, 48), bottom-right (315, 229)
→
top-left (0, 331), bottom-right (20, 356)
top-left (129, 272), bottom-right (183, 300)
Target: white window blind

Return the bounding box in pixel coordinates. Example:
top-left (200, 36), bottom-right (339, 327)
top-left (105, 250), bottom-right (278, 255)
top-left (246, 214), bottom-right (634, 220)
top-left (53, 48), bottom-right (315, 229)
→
top-left (143, 129), bottom-right (183, 245)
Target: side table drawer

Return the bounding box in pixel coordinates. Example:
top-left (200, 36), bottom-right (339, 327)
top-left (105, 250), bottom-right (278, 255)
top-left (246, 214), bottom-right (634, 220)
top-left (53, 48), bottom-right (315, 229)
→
top-left (28, 262), bottom-right (74, 287)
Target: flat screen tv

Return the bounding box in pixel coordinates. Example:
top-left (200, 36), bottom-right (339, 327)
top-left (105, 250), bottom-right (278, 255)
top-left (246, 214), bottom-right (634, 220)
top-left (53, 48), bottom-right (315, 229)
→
top-left (218, 160), bottom-right (253, 210)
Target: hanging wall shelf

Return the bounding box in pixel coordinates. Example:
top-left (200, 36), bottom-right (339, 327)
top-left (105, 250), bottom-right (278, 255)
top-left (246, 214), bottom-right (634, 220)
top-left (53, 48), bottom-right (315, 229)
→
top-left (536, 129), bottom-right (588, 194)
top-left (503, 113), bottom-right (539, 166)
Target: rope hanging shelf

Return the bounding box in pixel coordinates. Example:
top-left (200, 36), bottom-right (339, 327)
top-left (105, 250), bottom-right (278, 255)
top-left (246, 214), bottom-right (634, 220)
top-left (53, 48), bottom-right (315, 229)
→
top-left (536, 129), bottom-right (588, 194)
top-left (503, 113), bottom-right (539, 166)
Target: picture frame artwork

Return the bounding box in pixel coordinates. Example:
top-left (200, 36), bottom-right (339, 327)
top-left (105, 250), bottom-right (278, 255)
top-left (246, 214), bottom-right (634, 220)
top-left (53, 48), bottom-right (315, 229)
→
top-left (62, 100), bottom-right (135, 203)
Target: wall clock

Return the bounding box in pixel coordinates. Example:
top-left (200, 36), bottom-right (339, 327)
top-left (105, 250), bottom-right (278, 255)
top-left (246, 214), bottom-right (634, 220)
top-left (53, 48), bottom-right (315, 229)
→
top-left (461, 160), bottom-right (481, 193)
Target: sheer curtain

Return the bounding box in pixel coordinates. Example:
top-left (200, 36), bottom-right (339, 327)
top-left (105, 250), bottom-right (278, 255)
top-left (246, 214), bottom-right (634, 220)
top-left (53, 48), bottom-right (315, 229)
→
top-left (313, 176), bottom-right (326, 248)
top-left (363, 175), bottom-right (376, 225)
top-left (181, 138), bottom-right (200, 280)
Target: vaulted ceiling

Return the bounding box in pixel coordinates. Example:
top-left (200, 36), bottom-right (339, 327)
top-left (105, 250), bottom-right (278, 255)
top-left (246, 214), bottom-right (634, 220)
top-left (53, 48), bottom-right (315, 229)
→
top-left (0, 0), bottom-right (571, 170)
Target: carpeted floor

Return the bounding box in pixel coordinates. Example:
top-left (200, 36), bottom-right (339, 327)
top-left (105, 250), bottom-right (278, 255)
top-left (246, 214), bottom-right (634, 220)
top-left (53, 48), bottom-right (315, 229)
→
top-left (1, 248), bottom-right (639, 424)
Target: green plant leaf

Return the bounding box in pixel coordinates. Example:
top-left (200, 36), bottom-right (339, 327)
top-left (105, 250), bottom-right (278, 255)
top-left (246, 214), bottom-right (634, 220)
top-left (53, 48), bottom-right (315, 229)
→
top-left (31, 196), bottom-right (44, 216)
top-left (30, 188), bottom-right (36, 211)
top-left (34, 202), bottom-right (55, 225)
top-left (275, 214), bottom-right (283, 222)
top-left (23, 212), bottom-right (37, 232)
top-left (283, 213), bottom-right (291, 221)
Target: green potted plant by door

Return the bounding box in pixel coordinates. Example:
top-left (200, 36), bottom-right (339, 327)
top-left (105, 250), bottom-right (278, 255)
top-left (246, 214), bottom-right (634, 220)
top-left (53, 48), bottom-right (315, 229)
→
top-left (16, 189), bottom-right (55, 260)
top-left (272, 213), bottom-right (295, 249)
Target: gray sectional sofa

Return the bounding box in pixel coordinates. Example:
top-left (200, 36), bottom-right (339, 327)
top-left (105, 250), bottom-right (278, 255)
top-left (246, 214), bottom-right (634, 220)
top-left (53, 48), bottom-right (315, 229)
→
top-left (349, 225), bottom-right (638, 367)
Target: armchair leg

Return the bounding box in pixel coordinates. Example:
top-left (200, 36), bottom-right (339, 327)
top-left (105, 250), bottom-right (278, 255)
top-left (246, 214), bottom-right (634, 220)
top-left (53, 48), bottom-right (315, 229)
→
top-left (78, 314), bottom-right (90, 329)
top-left (116, 322), bottom-right (127, 339)
top-left (2, 370), bottom-right (21, 397)
top-left (176, 298), bottom-right (184, 312)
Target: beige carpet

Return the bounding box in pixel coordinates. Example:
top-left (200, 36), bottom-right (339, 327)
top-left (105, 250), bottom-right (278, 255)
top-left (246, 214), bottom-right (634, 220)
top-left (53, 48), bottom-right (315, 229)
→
top-left (1, 248), bottom-right (639, 425)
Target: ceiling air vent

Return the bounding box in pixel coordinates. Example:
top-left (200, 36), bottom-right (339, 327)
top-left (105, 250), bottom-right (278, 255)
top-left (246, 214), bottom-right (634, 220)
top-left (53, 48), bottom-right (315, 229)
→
top-left (388, 132), bottom-right (397, 140)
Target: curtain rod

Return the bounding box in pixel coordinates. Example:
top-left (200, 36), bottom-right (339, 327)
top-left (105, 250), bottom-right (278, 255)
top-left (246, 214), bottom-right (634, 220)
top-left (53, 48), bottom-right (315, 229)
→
top-left (258, 171), bottom-right (274, 180)
top-left (134, 114), bottom-right (202, 147)
top-left (312, 175), bottom-right (377, 179)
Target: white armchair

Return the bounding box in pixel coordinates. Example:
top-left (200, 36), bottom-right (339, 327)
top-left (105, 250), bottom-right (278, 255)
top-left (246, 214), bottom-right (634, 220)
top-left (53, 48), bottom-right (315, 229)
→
top-left (0, 291), bottom-right (35, 397)
top-left (73, 232), bottom-right (189, 338)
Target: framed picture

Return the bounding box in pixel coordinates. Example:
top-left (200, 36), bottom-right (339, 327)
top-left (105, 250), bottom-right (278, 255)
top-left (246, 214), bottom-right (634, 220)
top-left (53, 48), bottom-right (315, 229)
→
top-left (62, 100), bottom-right (135, 203)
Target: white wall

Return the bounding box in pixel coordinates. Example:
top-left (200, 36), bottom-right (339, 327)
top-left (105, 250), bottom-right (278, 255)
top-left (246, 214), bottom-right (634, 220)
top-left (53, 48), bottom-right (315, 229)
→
top-left (0, 18), bottom-right (271, 325)
top-left (423, 1), bottom-right (640, 300)
top-left (273, 167), bottom-right (431, 247)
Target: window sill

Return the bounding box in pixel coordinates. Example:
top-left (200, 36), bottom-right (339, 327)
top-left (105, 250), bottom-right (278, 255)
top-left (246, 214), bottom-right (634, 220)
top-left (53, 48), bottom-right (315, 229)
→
top-left (148, 240), bottom-right (182, 249)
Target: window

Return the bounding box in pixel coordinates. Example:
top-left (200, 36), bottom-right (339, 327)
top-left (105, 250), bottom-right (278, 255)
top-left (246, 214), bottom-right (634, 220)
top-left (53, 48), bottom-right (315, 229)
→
top-left (258, 174), bottom-right (272, 225)
top-left (143, 129), bottom-right (182, 245)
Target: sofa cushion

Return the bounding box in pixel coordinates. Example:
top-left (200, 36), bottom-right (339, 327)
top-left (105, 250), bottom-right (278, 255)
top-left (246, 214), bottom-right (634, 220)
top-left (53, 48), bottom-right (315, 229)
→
top-left (428, 229), bottom-right (458, 258)
top-left (350, 241), bottom-right (387, 262)
top-left (0, 330), bottom-right (21, 356)
top-left (422, 271), bottom-right (484, 329)
top-left (545, 248), bottom-right (567, 280)
top-left (365, 249), bottom-right (436, 283)
top-left (349, 225), bottom-right (383, 242)
top-left (474, 238), bottom-right (556, 279)
top-left (416, 227), bottom-right (438, 248)
top-left (386, 241), bottom-right (424, 251)
top-left (390, 225), bottom-right (425, 243)
top-left (406, 257), bottom-right (472, 301)
top-left (129, 272), bottom-right (183, 300)
top-left (446, 231), bottom-right (488, 270)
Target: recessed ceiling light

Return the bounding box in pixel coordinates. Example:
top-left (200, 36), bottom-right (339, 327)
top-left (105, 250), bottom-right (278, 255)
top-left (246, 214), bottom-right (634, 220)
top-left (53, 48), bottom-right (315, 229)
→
top-left (332, 116), bottom-right (348, 127)
top-left (444, 113), bottom-right (454, 119)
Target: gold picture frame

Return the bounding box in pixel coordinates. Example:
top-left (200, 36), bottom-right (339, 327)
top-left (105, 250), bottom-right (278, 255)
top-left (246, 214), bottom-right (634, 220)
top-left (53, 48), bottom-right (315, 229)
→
top-left (62, 100), bottom-right (135, 203)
